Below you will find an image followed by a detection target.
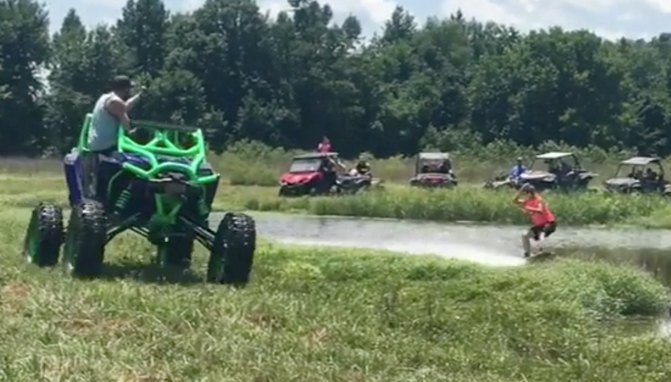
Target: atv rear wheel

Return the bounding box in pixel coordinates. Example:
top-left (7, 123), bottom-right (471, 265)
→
top-left (63, 199), bottom-right (107, 278)
top-left (206, 212), bottom-right (256, 285)
top-left (23, 202), bottom-right (64, 266)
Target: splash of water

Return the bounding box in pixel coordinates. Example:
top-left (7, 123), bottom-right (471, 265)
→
top-left (272, 237), bottom-right (526, 267)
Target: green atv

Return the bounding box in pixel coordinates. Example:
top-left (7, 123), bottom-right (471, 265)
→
top-left (22, 114), bottom-right (256, 284)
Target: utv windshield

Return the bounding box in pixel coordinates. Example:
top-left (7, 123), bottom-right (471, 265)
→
top-left (419, 160), bottom-right (449, 174)
top-left (290, 158), bottom-right (323, 173)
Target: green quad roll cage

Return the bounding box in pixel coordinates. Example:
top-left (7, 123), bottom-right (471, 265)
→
top-left (23, 114), bottom-right (254, 283)
top-left (77, 113), bottom-right (219, 232)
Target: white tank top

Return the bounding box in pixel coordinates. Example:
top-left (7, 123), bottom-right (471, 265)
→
top-left (88, 92), bottom-right (121, 151)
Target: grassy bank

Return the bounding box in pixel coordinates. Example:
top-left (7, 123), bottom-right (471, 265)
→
top-left (0, 205), bottom-right (670, 380)
top-left (3, 174), bottom-right (671, 228)
top-left (3, 140), bottom-right (667, 186)
top-left (241, 185), bottom-right (671, 227)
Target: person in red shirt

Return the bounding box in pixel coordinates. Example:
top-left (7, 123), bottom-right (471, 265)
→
top-left (513, 183), bottom-right (557, 257)
top-left (317, 136), bottom-right (332, 153)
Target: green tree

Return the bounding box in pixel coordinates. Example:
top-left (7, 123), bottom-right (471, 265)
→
top-left (44, 16), bottom-right (132, 152)
top-left (116, 0), bottom-right (169, 76)
top-left (0, 0), bottom-right (50, 154)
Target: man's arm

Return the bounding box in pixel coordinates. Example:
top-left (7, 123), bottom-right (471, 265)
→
top-left (125, 88), bottom-right (144, 111)
top-left (106, 98), bottom-right (132, 131)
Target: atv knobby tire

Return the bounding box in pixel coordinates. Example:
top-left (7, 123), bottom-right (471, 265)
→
top-left (23, 202), bottom-right (64, 266)
top-left (63, 199), bottom-right (107, 278)
top-left (207, 212), bottom-right (256, 285)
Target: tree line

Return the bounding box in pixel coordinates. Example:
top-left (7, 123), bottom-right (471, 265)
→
top-left (2, 0), bottom-right (671, 158)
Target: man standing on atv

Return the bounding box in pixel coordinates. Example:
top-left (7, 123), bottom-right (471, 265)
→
top-left (513, 183), bottom-right (557, 258)
top-left (509, 157), bottom-right (527, 185)
top-left (317, 136), bottom-right (332, 153)
top-left (82, 75), bottom-right (145, 199)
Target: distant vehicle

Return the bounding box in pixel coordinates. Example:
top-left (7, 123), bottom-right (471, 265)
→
top-left (604, 156), bottom-right (671, 195)
top-left (278, 152), bottom-right (381, 197)
top-left (484, 170), bottom-right (524, 190)
top-left (518, 151), bottom-right (597, 192)
top-left (409, 152), bottom-right (457, 188)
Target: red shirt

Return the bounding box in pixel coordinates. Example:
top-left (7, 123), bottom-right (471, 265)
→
top-left (522, 196), bottom-right (555, 226)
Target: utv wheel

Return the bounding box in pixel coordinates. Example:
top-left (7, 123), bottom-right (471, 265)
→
top-left (207, 212), bottom-right (256, 285)
top-left (22, 202), bottom-right (64, 266)
top-left (63, 199), bottom-right (107, 278)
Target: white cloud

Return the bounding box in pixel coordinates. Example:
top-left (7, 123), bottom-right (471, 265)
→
top-left (644, 0), bottom-right (671, 13)
top-left (181, 0), bottom-right (396, 28)
top-left (81, 0), bottom-right (126, 8)
top-left (441, 0), bottom-right (522, 26)
top-left (439, 0), bottom-right (659, 40)
top-left (561, 0), bottom-right (617, 12)
top-left (257, 0), bottom-right (287, 18)
top-left (326, 0), bottom-right (397, 24)
top-left (52, 0), bottom-right (669, 41)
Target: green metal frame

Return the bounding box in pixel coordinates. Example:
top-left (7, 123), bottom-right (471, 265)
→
top-left (77, 113), bottom-right (220, 227)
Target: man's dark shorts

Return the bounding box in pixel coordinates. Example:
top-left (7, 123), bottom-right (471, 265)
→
top-left (81, 146), bottom-right (116, 199)
top-left (530, 221), bottom-right (557, 241)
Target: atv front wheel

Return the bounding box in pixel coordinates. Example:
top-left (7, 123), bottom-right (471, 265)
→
top-left (206, 212), bottom-right (256, 285)
top-left (23, 202), bottom-right (64, 266)
top-left (63, 199), bottom-right (107, 278)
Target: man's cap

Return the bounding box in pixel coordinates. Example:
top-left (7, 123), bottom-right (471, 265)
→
top-left (111, 75), bottom-right (133, 90)
top-left (517, 156), bottom-right (523, 161)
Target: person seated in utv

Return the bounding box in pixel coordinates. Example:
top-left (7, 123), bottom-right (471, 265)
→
top-left (645, 168), bottom-right (658, 181)
top-left (83, 75), bottom-right (144, 200)
top-left (439, 159), bottom-right (457, 180)
top-left (641, 168), bottom-right (659, 189)
top-left (355, 159), bottom-right (371, 175)
top-left (438, 160), bottom-right (449, 173)
top-left (547, 159), bottom-right (560, 176)
top-left (560, 160), bottom-right (573, 176)
top-left (508, 157), bottom-right (527, 184)
top-left (320, 156), bottom-right (342, 191)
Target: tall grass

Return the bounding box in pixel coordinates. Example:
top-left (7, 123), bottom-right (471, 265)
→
top-left (0, 204), bottom-right (669, 380)
top-left (211, 139), bottom-right (645, 186)
top-left (0, 172), bottom-right (668, 227)
top-left (244, 185), bottom-right (671, 226)
top-left (0, 139), bottom-right (663, 186)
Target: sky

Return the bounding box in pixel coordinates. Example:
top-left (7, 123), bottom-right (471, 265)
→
top-left (44, 0), bottom-right (671, 41)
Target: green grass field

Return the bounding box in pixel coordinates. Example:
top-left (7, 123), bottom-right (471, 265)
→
top-left (1, 165), bottom-right (671, 380)
top-left (2, 202), bottom-right (671, 380)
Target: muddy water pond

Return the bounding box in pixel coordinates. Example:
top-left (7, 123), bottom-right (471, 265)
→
top-left (211, 213), bottom-right (671, 280)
